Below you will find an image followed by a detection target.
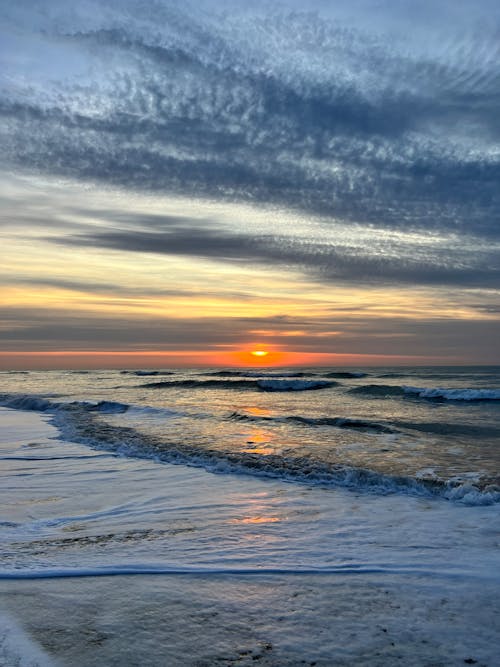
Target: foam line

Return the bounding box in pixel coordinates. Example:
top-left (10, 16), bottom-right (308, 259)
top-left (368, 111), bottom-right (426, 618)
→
top-left (0, 563), bottom-right (486, 581)
top-left (0, 455), bottom-right (114, 461)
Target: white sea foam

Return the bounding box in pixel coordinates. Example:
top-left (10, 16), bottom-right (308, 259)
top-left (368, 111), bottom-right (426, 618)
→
top-left (0, 612), bottom-right (58, 667)
top-left (2, 406), bottom-right (500, 573)
top-left (0, 562), bottom-right (491, 580)
top-left (0, 393), bottom-right (182, 419)
top-left (54, 414), bottom-right (500, 505)
top-left (404, 386), bottom-right (500, 401)
top-left (1, 392), bottom-right (498, 504)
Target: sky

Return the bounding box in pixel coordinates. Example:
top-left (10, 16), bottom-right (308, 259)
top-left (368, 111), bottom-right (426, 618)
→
top-left (1, 0), bottom-right (499, 368)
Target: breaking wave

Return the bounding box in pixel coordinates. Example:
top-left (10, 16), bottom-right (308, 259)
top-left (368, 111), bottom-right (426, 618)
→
top-left (0, 394), bottom-right (58, 412)
top-left (349, 384), bottom-right (500, 401)
top-left (51, 411), bottom-right (500, 506)
top-left (2, 391), bottom-right (499, 505)
top-left (143, 379), bottom-right (338, 392)
top-left (0, 394), bottom-right (131, 414)
top-left (228, 411), bottom-right (395, 433)
top-left (0, 394), bottom-right (179, 418)
top-left (257, 379), bottom-right (337, 391)
top-left (403, 387), bottom-right (500, 401)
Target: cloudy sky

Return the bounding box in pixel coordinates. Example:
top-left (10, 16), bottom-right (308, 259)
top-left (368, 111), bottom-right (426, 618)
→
top-left (1, 0), bottom-right (499, 367)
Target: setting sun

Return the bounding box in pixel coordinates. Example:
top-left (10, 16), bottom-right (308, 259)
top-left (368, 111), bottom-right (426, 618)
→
top-left (251, 350), bottom-right (269, 357)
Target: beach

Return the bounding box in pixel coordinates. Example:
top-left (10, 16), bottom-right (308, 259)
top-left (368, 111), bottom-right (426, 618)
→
top-left (1, 367), bottom-right (499, 665)
top-left (3, 0), bottom-right (500, 663)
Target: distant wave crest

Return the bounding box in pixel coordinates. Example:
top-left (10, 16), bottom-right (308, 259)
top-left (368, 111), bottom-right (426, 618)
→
top-left (324, 371), bottom-right (368, 378)
top-left (202, 370), bottom-right (316, 378)
top-left (120, 370), bottom-right (175, 376)
top-left (143, 378), bottom-right (338, 392)
top-left (202, 370), bottom-right (366, 379)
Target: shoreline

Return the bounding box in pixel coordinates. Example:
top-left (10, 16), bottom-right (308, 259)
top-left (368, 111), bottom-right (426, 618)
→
top-left (1, 407), bottom-right (500, 665)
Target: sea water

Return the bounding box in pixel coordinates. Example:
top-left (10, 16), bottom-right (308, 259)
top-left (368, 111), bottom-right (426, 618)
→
top-left (1, 367), bottom-right (499, 665)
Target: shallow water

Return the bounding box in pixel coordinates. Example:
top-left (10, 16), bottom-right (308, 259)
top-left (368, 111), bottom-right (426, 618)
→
top-left (1, 392), bottom-right (500, 666)
top-left (1, 366), bottom-right (499, 500)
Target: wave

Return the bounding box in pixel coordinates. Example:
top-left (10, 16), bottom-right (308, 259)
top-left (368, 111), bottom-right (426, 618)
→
top-left (143, 379), bottom-right (338, 392)
top-left (203, 370), bottom-right (367, 379)
top-left (228, 411), bottom-right (395, 433)
top-left (2, 392), bottom-right (499, 505)
top-left (394, 420), bottom-right (500, 438)
top-left (258, 379), bottom-right (337, 391)
top-left (0, 454), bottom-right (113, 461)
top-left (349, 384), bottom-right (500, 402)
top-left (0, 563), bottom-right (467, 580)
top-left (43, 408), bottom-right (498, 506)
top-left (202, 370), bottom-right (316, 378)
top-left (1, 370), bottom-right (30, 375)
top-left (403, 387), bottom-right (500, 401)
top-left (324, 371), bottom-right (368, 378)
top-left (0, 394), bottom-right (58, 412)
top-left (0, 394), bottom-right (190, 426)
top-left (375, 372), bottom-right (456, 380)
top-left (85, 400), bottom-right (131, 413)
top-left (348, 384), bottom-right (407, 397)
top-left (0, 394), bottom-right (132, 414)
top-left (120, 370), bottom-right (175, 376)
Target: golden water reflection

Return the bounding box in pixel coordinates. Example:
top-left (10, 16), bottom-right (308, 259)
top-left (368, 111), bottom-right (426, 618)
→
top-left (243, 406), bottom-right (272, 418)
top-left (241, 427), bottom-right (275, 455)
top-left (229, 492), bottom-right (285, 527)
top-left (230, 516), bottom-right (281, 524)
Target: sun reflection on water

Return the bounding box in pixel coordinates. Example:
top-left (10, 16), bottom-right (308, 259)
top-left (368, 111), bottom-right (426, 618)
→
top-left (230, 516), bottom-right (281, 524)
top-left (243, 406), bottom-right (272, 417)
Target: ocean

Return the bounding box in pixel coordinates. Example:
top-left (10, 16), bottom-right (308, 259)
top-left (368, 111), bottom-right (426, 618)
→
top-left (1, 366), bottom-right (499, 665)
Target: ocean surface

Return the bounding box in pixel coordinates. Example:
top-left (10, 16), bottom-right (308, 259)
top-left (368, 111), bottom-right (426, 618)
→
top-left (1, 366), bottom-right (499, 502)
top-left (1, 366), bottom-right (500, 666)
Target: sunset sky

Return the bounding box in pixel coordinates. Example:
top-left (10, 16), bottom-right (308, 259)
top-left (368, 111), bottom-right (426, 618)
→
top-left (1, 0), bottom-right (499, 368)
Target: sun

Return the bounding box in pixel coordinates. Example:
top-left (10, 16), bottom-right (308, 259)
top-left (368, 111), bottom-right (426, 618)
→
top-left (230, 348), bottom-right (288, 366)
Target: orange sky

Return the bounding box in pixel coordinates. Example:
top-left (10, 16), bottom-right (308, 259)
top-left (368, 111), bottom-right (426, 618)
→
top-left (1, 176), bottom-right (499, 369)
top-left (0, 350), bottom-right (465, 371)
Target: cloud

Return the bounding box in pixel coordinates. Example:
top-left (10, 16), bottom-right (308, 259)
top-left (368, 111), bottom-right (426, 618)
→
top-left (1, 0), bottom-right (500, 244)
top-left (1, 305), bottom-right (499, 361)
top-left (1, 274), bottom-right (259, 302)
top-left (51, 223), bottom-right (500, 289)
top-left (1, 0), bottom-right (500, 362)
